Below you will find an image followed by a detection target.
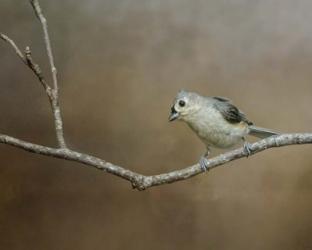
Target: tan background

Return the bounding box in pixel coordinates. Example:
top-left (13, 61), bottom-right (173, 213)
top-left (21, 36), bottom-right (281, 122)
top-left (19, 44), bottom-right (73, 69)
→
top-left (1, 0), bottom-right (312, 249)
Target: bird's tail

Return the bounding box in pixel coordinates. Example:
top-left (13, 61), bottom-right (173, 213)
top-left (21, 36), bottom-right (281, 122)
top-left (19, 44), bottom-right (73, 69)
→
top-left (248, 125), bottom-right (279, 139)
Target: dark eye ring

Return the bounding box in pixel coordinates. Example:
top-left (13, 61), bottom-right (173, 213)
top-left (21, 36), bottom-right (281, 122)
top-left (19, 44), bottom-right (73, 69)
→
top-left (178, 100), bottom-right (186, 107)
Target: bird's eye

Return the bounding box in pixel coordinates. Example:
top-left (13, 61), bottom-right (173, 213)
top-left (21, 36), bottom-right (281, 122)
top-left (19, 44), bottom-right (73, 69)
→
top-left (178, 100), bottom-right (186, 107)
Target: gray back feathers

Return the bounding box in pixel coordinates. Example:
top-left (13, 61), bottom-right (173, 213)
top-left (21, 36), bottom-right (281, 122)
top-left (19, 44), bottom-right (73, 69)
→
top-left (212, 97), bottom-right (253, 125)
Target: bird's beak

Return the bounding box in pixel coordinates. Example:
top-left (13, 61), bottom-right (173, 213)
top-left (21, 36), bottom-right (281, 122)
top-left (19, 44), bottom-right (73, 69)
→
top-left (169, 106), bottom-right (179, 121)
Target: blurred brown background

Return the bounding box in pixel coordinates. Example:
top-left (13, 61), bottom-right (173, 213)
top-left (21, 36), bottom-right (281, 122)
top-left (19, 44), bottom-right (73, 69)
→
top-left (1, 0), bottom-right (312, 249)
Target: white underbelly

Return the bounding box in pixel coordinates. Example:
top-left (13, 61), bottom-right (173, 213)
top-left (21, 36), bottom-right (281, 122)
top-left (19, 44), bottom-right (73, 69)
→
top-left (187, 108), bottom-right (249, 148)
top-left (198, 125), bottom-right (246, 148)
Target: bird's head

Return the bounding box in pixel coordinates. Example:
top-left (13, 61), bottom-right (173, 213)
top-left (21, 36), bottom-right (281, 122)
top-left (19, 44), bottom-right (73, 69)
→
top-left (169, 90), bottom-right (202, 122)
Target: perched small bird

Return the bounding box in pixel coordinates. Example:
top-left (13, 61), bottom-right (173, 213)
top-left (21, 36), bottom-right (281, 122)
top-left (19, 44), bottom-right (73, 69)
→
top-left (169, 90), bottom-right (278, 171)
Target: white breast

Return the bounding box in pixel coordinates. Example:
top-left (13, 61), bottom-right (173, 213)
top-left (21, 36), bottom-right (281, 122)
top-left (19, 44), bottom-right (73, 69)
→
top-left (185, 106), bottom-right (249, 148)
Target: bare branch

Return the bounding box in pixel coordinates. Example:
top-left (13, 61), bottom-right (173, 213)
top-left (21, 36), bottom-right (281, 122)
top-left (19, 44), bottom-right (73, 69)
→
top-left (1, 31), bottom-right (66, 148)
top-left (1, 33), bottom-right (52, 94)
top-left (1, 33), bottom-right (27, 64)
top-left (50, 98), bottom-right (67, 148)
top-left (0, 134), bottom-right (141, 184)
top-left (30, 0), bottom-right (58, 92)
top-left (29, 0), bottom-right (66, 148)
top-left (0, 133), bottom-right (311, 190)
top-left (24, 46), bottom-right (51, 92)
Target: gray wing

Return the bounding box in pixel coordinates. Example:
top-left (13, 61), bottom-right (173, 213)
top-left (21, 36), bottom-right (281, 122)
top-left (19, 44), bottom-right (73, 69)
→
top-left (213, 99), bottom-right (253, 125)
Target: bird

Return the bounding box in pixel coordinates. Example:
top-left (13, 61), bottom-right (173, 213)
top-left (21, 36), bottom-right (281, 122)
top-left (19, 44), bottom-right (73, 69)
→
top-left (169, 90), bottom-right (278, 171)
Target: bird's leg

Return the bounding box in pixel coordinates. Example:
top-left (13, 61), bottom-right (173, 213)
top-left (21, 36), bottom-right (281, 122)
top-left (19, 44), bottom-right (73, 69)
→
top-left (242, 137), bottom-right (252, 157)
top-left (199, 148), bottom-right (211, 172)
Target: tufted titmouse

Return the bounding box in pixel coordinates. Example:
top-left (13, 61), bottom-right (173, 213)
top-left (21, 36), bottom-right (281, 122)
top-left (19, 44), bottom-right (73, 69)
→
top-left (169, 90), bottom-right (278, 171)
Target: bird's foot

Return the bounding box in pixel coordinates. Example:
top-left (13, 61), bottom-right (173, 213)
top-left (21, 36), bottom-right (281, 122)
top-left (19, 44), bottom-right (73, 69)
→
top-left (243, 142), bottom-right (252, 157)
top-left (199, 156), bottom-right (210, 172)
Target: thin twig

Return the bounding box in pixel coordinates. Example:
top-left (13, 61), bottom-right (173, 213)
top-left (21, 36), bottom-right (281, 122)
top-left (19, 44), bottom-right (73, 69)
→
top-left (1, 33), bottom-right (52, 96)
top-left (1, 32), bottom-right (64, 147)
top-left (50, 98), bottom-right (67, 148)
top-left (1, 33), bottom-right (27, 64)
top-left (0, 133), bottom-right (311, 190)
top-left (25, 46), bottom-right (51, 92)
top-left (30, 0), bottom-right (58, 92)
top-left (29, 0), bottom-right (66, 148)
